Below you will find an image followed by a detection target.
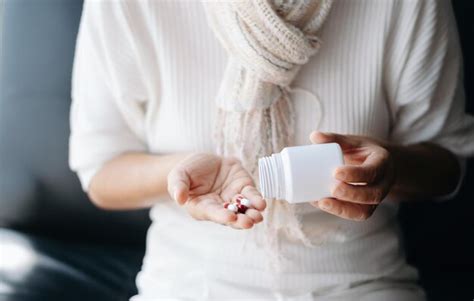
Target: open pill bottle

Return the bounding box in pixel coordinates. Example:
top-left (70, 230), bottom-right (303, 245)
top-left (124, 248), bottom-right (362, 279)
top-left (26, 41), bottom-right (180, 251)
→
top-left (258, 143), bottom-right (344, 204)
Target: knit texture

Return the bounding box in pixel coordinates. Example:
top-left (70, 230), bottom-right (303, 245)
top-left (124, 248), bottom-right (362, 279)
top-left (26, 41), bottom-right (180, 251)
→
top-left (203, 0), bottom-right (332, 170)
top-left (70, 1), bottom-right (473, 299)
top-left (203, 0), bottom-right (334, 265)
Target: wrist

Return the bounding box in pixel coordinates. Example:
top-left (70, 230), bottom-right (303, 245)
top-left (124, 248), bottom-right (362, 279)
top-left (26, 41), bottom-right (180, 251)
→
top-left (148, 152), bottom-right (193, 196)
top-left (158, 152), bottom-right (194, 174)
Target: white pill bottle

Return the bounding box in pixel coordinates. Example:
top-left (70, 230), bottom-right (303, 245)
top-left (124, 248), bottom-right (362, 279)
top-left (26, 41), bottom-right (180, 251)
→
top-left (258, 143), bottom-right (344, 204)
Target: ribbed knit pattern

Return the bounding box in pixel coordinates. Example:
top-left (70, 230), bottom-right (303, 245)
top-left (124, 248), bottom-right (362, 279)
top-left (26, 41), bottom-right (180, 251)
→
top-left (203, 0), bottom-right (336, 271)
top-left (70, 1), bottom-right (473, 300)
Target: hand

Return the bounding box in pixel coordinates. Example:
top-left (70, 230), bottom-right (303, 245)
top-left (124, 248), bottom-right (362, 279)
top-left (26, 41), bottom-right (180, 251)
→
top-left (309, 132), bottom-right (396, 221)
top-left (167, 153), bottom-right (266, 229)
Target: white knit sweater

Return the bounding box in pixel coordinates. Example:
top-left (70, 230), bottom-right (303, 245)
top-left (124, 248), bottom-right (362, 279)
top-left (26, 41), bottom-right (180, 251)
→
top-left (70, 1), bottom-right (473, 300)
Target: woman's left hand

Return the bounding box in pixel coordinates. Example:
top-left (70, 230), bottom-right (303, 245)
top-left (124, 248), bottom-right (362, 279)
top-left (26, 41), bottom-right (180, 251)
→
top-left (309, 131), bottom-right (396, 221)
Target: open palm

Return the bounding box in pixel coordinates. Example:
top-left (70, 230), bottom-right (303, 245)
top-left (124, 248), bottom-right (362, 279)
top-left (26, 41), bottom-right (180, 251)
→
top-left (168, 153), bottom-right (266, 229)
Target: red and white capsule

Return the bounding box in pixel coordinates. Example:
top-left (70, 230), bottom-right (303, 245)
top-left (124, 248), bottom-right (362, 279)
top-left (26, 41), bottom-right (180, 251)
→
top-left (240, 198), bottom-right (251, 208)
top-left (226, 203), bottom-right (238, 213)
top-left (236, 203), bottom-right (248, 214)
top-left (236, 195), bottom-right (251, 207)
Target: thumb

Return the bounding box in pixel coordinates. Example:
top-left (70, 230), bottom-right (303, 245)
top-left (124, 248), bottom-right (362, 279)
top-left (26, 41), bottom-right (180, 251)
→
top-left (309, 131), bottom-right (361, 150)
top-left (167, 168), bottom-right (190, 205)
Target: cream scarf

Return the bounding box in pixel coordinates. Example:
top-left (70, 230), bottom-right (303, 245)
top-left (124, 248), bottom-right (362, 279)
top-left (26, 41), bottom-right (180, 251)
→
top-left (203, 0), bottom-right (333, 261)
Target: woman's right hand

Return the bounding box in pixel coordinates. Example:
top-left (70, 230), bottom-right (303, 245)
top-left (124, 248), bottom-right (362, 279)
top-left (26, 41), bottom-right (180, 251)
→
top-left (167, 153), bottom-right (266, 229)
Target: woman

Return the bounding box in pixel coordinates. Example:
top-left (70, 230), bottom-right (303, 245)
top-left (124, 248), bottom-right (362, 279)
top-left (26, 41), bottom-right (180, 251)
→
top-left (70, 0), bottom-right (473, 300)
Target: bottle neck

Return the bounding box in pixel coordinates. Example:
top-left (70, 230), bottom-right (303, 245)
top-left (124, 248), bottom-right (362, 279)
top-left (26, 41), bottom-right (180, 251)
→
top-left (258, 153), bottom-right (285, 200)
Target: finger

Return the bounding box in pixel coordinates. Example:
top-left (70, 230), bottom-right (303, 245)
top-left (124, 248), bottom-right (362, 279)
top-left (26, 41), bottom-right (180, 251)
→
top-left (334, 148), bottom-right (389, 184)
top-left (186, 197), bottom-right (237, 225)
top-left (241, 185), bottom-right (266, 211)
top-left (309, 131), bottom-right (361, 150)
top-left (167, 168), bottom-right (190, 205)
top-left (331, 181), bottom-right (387, 205)
top-left (174, 183), bottom-right (189, 205)
top-left (229, 213), bottom-right (254, 229)
top-left (244, 208), bottom-right (263, 224)
top-left (317, 198), bottom-right (376, 221)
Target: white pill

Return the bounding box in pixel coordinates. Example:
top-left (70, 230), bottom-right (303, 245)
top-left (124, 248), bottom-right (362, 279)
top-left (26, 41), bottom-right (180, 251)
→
top-left (227, 204), bottom-right (238, 213)
top-left (240, 198), bottom-right (251, 207)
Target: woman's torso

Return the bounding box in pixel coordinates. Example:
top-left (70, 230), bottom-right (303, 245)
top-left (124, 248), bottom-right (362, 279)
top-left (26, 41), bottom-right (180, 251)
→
top-left (129, 1), bottom-right (419, 299)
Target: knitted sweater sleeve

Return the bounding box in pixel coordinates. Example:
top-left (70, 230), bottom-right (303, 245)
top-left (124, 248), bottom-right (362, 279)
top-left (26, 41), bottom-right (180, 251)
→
top-left (69, 0), bottom-right (149, 191)
top-left (385, 0), bottom-right (474, 158)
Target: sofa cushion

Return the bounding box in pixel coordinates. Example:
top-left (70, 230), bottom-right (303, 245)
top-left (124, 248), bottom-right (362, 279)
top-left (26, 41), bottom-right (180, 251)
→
top-left (0, 0), bottom-right (150, 246)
